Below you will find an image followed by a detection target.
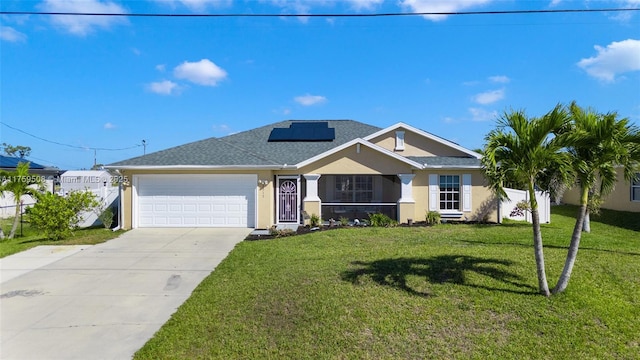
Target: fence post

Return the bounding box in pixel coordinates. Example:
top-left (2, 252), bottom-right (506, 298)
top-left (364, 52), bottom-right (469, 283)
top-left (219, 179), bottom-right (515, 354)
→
top-left (20, 200), bottom-right (23, 237)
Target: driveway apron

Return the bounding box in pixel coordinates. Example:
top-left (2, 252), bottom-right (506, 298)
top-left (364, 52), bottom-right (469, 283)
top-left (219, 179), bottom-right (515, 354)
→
top-left (0, 228), bottom-right (249, 360)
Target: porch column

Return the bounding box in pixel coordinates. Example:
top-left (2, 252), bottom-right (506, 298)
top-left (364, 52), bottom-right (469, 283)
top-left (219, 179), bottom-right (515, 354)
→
top-left (303, 174), bottom-right (322, 224)
top-left (397, 174), bottom-right (416, 224)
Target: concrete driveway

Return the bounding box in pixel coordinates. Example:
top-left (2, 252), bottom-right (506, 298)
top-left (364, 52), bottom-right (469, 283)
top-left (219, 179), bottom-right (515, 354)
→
top-left (0, 228), bottom-right (250, 360)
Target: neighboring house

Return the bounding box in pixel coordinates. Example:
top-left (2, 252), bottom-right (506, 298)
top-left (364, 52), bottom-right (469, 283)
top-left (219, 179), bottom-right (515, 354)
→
top-left (562, 169), bottom-right (640, 213)
top-left (0, 155), bottom-right (60, 218)
top-left (107, 120), bottom-right (501, 229)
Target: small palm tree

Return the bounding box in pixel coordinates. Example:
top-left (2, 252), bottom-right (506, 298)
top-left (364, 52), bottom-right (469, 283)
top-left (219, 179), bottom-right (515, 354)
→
top-left (553, 102), bottom-right (640, 294)
top-left (0, 162), bottom-right (43, 239)
top-left (482, 106), bottom-right (571, 296)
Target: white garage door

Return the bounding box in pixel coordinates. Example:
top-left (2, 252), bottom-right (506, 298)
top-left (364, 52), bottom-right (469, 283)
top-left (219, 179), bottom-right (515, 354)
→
top-left (135, 174), bottom-right (256, 228)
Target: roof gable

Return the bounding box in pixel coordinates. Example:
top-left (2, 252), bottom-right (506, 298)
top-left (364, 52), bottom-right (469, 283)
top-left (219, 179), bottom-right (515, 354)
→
top-left (295, 138), bottom-right (424, 170)
top-left (364, 122), bottom-right (482, 159)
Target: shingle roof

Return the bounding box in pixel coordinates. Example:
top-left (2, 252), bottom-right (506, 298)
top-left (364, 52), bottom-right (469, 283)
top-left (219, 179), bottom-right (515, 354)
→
top-left (407, 156), bottom-right (481, 167)
top-left (108, 120), bottom-right (382, 167)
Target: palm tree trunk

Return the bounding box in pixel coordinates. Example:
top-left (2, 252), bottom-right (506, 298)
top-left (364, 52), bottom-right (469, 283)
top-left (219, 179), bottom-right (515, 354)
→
top-left (8, 202), bottom-right (21, 239)
top-left (529, 184), bottom-right (550, 296)
top-left (554, 186), bottom-right (589, 294)
top-left (0, 226), bottom-right (5, 239)
top-left (582, 211), bottom-right (590, 233)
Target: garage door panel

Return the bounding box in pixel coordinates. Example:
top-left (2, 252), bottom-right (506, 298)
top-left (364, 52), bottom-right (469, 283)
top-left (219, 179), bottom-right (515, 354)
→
top-left (136, 175), bottom-right (256, 228)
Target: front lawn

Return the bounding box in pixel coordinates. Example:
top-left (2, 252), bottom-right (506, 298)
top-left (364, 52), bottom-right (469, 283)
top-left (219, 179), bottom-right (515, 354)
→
top-left (0, 217), bottom-right (125, 258)
top-left (135, 206), bottom-right (640, 359)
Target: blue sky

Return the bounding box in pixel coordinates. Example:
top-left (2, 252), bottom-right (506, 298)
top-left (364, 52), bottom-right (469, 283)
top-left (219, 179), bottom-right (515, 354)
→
top-left (1, 0), bottom-right (639, 170)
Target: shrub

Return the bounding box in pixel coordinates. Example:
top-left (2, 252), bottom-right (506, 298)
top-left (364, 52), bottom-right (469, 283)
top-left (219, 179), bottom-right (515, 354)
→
top-left (310, 213), bottom-right (321, 227)
top-left (98, 207), bottom-right (115, 229)
top-left (509, 200), bottom-right (531, 218)
top-left (269, 226), bottom-right (296, 238)
top-left (339, 216), bottom-right (349, 226)
top-left (426, 211), bottom-right (441, 225)
top-left (29, 191), bottom-right (100, 240)
top-left (368, 213), bottom-right (397, 227)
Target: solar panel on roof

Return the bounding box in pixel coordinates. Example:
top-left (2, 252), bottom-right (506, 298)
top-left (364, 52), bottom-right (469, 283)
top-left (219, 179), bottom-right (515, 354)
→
top-left (268, 122), bottom-right (336, 142)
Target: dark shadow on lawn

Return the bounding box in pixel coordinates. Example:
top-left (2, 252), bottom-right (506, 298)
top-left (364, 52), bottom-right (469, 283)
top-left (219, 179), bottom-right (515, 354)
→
top-left (456, 239), bottom-right (640, 257)
top-left (341, 255), bottom-right (537, 297)
top-left (553, 204), bottom-right (640, 232)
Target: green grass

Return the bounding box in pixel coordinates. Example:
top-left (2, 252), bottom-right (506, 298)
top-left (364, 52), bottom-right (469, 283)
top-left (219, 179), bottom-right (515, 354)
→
top-left (0, 217), bottom-right (125, 258)
top-left (135, 205), bottom-right (640, 359)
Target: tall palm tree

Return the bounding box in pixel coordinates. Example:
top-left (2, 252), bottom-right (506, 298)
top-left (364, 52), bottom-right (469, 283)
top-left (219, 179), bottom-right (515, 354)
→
top-left (1, 162), bottom-right (43, 239)
top-left (482, 106), bottom-right (571, 296)
top-left (553, 102), bottom-right (640, 294)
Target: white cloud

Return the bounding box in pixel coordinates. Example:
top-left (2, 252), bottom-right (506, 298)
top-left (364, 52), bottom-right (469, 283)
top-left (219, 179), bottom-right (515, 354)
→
top-left (294, 94), bottom-right (327, 106)
top-left (577, 39), bottom-right (640, 82)
top-left (549, 0), bottom-right (562, 6)
top-left (400, 0), bottom-right (494, 21)
top-left (472, 88), bottom-right (505, 104)
top-left (155, 64), bottom-right (166, 72)
top-left (152, 0), bottom-right (231, 11)
top-left (0, 26), bottom-right (27, 42)
top-left (489, 75), bottom-right (510, 83)
top-left (148, 80), bottom-right (180, 95)
top-left (103, 122), bottom-right (116, 129)
top-left (173, 59), bottom-right (227, 86)
top-left (469, 108), bottom-right (498, 122)
top-left (39, 0), bottom-right (128, 36)
top-left (347, 0), bottom-right (384, 10)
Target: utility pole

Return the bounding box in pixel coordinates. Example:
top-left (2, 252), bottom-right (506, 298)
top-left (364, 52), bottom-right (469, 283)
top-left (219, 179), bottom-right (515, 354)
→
top-left (142, 140), bottom-right (147, 155)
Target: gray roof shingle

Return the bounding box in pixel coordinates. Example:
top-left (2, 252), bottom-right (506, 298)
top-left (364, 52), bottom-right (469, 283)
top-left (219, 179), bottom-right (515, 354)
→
top-left (108, 120), bottom-right (382, 167)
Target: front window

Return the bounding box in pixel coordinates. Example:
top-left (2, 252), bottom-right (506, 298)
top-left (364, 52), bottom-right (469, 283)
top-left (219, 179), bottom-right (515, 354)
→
top-left (439, 175), bottom-right (460, 210)
top-left (633, 174), bottom-right (640, 201)
top-left (335, 175), bottom-right (373, 203)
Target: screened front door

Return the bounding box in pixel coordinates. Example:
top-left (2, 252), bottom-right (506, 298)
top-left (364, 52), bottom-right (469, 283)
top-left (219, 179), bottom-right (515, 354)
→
top-left (277, 176), bottom-right (300, 223)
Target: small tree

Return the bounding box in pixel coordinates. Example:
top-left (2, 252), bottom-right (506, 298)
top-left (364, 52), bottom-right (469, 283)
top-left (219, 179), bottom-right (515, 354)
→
top-left (482, 106), bottom-right (571, 296)
top-left (0, 162), bottom-right (44, 239)
top-left (2, 143), bottom-right (32, 158)
top-left (29, 190), bottom-right (100, 240)
top-left (552, 103), bottom-right (640, 294)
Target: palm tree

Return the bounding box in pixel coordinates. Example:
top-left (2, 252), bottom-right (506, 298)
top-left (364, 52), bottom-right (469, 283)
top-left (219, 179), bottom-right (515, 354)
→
top-left (553, 102), bottom-right (640, 294)
top-left (482, 106), bottom-right (571, 296)
top-left (1, 162), bottom-right (43, 239)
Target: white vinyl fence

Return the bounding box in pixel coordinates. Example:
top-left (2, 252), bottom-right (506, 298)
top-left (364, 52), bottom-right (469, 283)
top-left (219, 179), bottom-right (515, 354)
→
top-left (501, 188), bottom-right (551, 224)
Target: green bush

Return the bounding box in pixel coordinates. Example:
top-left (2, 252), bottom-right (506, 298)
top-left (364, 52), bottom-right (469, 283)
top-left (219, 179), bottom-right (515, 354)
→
top-left (368, 213), bottom-right (397, 227)
top-left (426, 211), bottom-right (441, 225)
top-left (309, 213), bottom-right (321, 227)
top-left (339, 216), bottom-right (349, 226)
top-left (29, 191), bottom-right (100, 240)
top-left (98, 207), bottom-right (114, 229)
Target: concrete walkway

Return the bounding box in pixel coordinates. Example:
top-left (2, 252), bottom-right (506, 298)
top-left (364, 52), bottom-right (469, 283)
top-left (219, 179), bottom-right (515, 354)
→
top-left (0, 228), bottom-right (250, 360)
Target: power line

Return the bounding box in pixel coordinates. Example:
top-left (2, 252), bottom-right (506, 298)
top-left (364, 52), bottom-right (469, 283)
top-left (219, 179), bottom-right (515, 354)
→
top-left (0, 122), bottom-right (142, 151)
top-left (1, 8), bottom-right (638, 18)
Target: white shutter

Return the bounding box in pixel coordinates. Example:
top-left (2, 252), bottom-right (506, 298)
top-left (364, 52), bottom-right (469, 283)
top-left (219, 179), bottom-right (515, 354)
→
top-left (429, 174), bottom-right (438, 211)
top-left (462, 174), bottom-right (472, 212)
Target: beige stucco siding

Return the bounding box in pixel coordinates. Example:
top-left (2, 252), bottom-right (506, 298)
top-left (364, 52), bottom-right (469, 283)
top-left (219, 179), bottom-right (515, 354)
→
top-left (562, 170), bottom-right (640, 213)
top-left (411, 170), bottom-right (497, 223)
top-left (279, 143), bottom-right (416, 175)
top-left (369, 128), bottom-right (470, 157)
